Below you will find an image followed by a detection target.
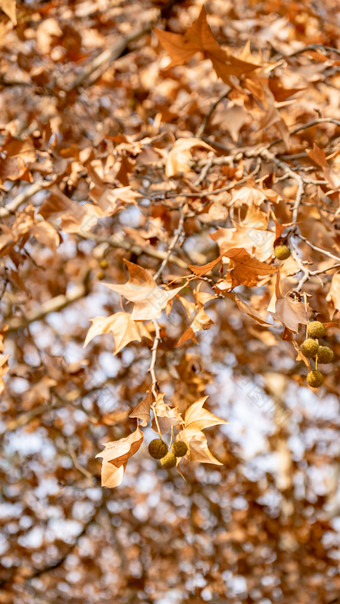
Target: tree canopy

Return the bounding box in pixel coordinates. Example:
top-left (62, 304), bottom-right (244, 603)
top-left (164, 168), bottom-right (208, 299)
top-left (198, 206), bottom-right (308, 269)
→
top-left (0, 0), bottom-right (340, 602)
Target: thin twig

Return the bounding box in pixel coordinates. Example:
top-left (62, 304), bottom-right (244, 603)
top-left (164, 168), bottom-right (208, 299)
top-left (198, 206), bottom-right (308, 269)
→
top-left (149, 320), bottom-right (162, 437)
top-left (154, 205), bottom-right (185, 281)
top-left (0, 180), bottom-right (50, 218)
top-left (6, 270), bottom-right (91, 332)
top-left (67, 19), bottom-right (157, 90)
top-left (268, 118), bottom-right (340, 149)
top-left (196, 88), bottom-right (231, 138)
top-left (298, 233), bottom-right (340, 262)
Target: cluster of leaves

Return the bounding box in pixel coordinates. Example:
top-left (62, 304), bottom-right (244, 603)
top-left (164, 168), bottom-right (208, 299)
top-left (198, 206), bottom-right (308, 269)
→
top-left (0, 0), bottom-right (340, 602)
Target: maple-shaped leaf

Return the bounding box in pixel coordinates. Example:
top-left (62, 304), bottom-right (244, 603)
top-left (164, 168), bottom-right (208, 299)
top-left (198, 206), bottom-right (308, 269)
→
top-left (177, 309), bottom-right (214, 347)
top-left (307, 143), bottom-right (340, 189)
top-left (166, 138), bottom-right (214, 178)
top-left (225, 248), bottom-right (277, 287)
top-left (267, 271), bottom-right (309, 332)
top-left (179, 427), bottom-right (223, 465)
top-left (84, 312), bottom-right (151, 354)
top-left (184, 396), bottom-right (227, 431)
top-left (104, 260), bottom-right (184, 321)
top-left (211, 224), bottom-right (275, 262)
top-left (152, 393), bottom-right (182, 433)
top-left (129, 390), bottom-right (153, 427)
top-left (96, 426), bottom-right (143, 488)
top-left (155, 7), bottom-right (257, 86)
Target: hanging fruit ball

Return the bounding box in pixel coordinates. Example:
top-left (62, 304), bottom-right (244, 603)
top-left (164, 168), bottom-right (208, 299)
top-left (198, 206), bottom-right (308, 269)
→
top-left (274, 245), bottom-right (291, 260)
top-left (317, 346), bottom-right (334, 364)
top-left (307, 321), bottom-right (326, 339)
top-left (301, 338), bottom-right (319, 358)
top-left (148, 439), bottom-right (168, 460)
top-left (307, 370), bottom-right (324, 388)
top-left (99, 259), bottom-right (109, 269)
top-left (160, 452), bottom-right (177, 469)
top-left (172, 441), bottom-right (188, 458)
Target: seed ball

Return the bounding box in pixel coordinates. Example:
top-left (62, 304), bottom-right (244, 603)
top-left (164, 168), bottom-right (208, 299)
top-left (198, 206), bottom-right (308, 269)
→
top-left (301, 338), bottom-right (319, 358)
top-left (307, 321), bottom-right (326, 339)
top-left (160, 452), bottom-right (177, 469)
top-left (148, 439), bottom-right (168, 460)
top-left (317, 346), bottom-right (334, 364)
top-left (96, 271), bottom-right (105, 280)
top-left (172, 441), bottom-right (188, 458)
top-left (307, 370), bottom-right (324, 388)
top-left (99, 259), bottom-right (108, 269)
top-left (274, 245), bottom-right (291, 260)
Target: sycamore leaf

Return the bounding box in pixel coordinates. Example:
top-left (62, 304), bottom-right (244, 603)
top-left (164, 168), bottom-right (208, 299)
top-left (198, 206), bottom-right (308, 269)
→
top-left (176, 309), bottom-right (214, 347)
top-left (154, 6), bottom-right (257, 86)
top-left (326, 273), bottom-right (340, 313)
top-left (84, 312), bottom-right (151, 354)
top-left (0, 354), bottom-right (10, 395)
top-left (226, 248), bottom-right (277, 287)
top-left (104, 260), bottom-right (184, 321)
top-left (180, 427), bottom-right (223, 465)
top-left (268, 271), bottom-right (309, 332)
top-left (96, 427), bottom-right (143, 488)
top-left (152, 393), bottom-right (182, 433)
top-left (0, 0), bottom-right (16, 24)
top-left (129, 390), bottom-right (153, 427)
top-left (211, 224), bottom-right (275, 262)
top-left (185, 396), bottom-right (227, 431)
top-left (166, 138), bottom-right (214, 178)
top-left (188, 254), bottom-right (223, 277)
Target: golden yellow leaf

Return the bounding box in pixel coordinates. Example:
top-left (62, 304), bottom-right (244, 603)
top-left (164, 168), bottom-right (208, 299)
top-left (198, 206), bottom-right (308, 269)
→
top-left (84, 312), bottom-right (151, 354)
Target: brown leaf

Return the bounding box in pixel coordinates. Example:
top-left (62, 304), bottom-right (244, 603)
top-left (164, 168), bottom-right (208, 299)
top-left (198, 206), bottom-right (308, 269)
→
top-left (176, 309), bottom-right (214, 347)
top-left (129, 390), bottom-right (153, 427)
top-left (326, 273), bottom-right (340, 313)
top-left (188, 254), bottom-right (223, 277)
top-left (155, 6), bottom-right (257, 86)
top-left (0, 354), bottom-right (10, 395)
top-left (268, 271), bottom-right (309, 332)
top-left (165, 138), bottom-right (214, 178)
top-left (184, 396), bottom-right (227, 431)
top-left (84, 312), bottom-right (152, 354)
top-left (0, 137), bottom-right (35, 183)
top-left (0, 0), bottom-right (16, 24)
top-left (104, 260), bottom-right (184, 321)
top-left (180, 427), bottom-right (223, 465)
top-left (152, 393), bottom-right (182, 433)
top-left (96, 426), bottom-right (144, 488)
top-left (226, 248), bottom-right (277, 287)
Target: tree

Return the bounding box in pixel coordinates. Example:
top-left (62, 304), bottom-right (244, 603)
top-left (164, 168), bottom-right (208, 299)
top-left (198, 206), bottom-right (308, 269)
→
top-left (0, 0), bottom-right (339, 602)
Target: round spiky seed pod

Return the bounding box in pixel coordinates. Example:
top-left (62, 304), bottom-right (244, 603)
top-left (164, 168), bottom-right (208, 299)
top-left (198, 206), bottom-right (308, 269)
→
top-left (96, 271), bottom-right (105, 280)
top-left (307, 321), bottom-right (326, 339)
top-left (160, 452), bottom-right (177, 469)
top-left (301, 338), bottom-right (319, 358)
top-left (317, 346), bottom-right (334, 364)
top-left (172, 441), bottom-right (188, 458)
top-left (307, 370), bottom-right (324, 388)
top-left (274, 245), bottom-right (290, 260)
top-left (148, 439), bottom-right (168, 460)
top-left (99, 259), bottom-right (108, 269)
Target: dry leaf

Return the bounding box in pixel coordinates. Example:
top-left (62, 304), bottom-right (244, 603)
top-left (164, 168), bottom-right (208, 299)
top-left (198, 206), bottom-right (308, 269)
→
top-left (96, 426), bottom-right (143, 488)
top-left (326, 273), bottom-right (340, 314)
top-left (166, 137), bottom-right (213, 178)
top-left (0, 354), bottom-right (10, 394)
top-left (180, 427), bottom-right (223, 465)
top-left (84, 312), bottom-right (151, 354)
top-left (104, 260), bottom-right (184, 321)
top-left (184, 396), bottom-right (227, 431)
top-left (129, 390), bottom-right (153, 427)
top-left (0, 0), bottom-right (16, 24)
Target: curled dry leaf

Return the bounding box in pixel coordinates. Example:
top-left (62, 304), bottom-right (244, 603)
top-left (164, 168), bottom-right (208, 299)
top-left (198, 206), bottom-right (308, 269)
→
top-left (179, 428), bottom-right (223, 465)
top-left (129, 390), bottom-right (153, 427)
top-left (184, 395), bottom-right (227, 432)
top-left (104, 260), bottom-right (185, 321)
top-left (96, 426), bottom-right (144, 488)
top-left (84, 311), bottom-right (152, 355)
top-left (165, 137), bottom-right (214, 178)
